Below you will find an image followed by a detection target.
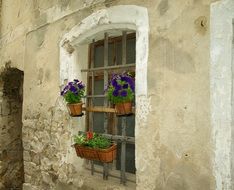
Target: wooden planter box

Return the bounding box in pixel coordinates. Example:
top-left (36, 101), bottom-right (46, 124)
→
top-left (74, 144), bottom-right (117, 163)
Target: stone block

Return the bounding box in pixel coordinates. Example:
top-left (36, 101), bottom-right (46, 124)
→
top-left (23, 151), bottom-right (31, 162)
top-left (10, 101), bottom-right (20, 114)
top-left (23, 183), bottom-right (40, 190)
top-left (24, 174), bottom-right (32, 183)
top-left (0, 182), bottom-right (5, 190)
top-left (1, 100), bottom-right (10, 116)
top-left (41, 171), bottom-right (53, 185)
top-left (24, 161), bottom-right (39, 176)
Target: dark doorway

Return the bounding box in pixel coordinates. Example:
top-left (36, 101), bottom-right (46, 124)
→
top-left (0, 68), bottom-right (24, 189)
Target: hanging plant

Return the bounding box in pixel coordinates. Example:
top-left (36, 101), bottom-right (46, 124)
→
top-left (105, 73), bottom-right (135, 116)
top-left (61, 79), bottom-right (85, 116)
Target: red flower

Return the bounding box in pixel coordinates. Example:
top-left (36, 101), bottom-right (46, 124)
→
top-left (86, 131), bottom-right (93, 140)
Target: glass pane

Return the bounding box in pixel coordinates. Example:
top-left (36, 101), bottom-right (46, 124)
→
top-left (94, 80), bottom-right (104, 96)
top-left (94, 45), bottom-right (104, 68)
top-left (116, 143), bottom-right (136, 174)
top-left (93, 79), bottom-right (104, 133)
top-left (93, 112), bottom-right (105, 133)
top-left (126, 38), bottom-right (136, 64)
top-left (116, 41), bottom-right (122, 65)
top-left (117, 116), bottom-right (135, 137)
top-left (108, 43), bottom-right (114, 66)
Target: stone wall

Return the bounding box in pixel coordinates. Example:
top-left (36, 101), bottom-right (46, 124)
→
top-left (0, 68), bottom-right (24, 189)
top-left (0, 0), bottom-right (224, 190)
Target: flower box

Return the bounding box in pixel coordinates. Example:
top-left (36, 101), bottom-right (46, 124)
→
top-left (73, 144), bottom-right (117, 163)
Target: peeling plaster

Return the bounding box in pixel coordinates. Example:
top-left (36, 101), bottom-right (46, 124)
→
top-left (211, 0), bottom-right (234, 189)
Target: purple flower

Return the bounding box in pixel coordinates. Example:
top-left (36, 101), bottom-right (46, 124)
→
top-left (70, 85), bottom-right (77, 93)
top-left (112, 90), bottom-right (119, 97)
top-left (68, 82), bottom-right (73, 85)
top-left (74, 79), bottom-right (79, 83)
top-left (78, 83), bottom-right (85, 89)
top-left (123, 84), bottom-right (128, 89)
top-left (120, 90), bottom-right (127, 97)
top-left (115, 85), bottom-right (122, 91)
top-left (112, 80), bottom-right (118, 87)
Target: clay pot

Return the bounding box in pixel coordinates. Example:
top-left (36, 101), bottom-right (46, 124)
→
top-left (115, 102), bottom-right (132, 116)
top-left (67, 102), bottom-right (83, 116)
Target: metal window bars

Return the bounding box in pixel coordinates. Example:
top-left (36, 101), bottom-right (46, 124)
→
top-left (81, 31), bottom-right (135, 184)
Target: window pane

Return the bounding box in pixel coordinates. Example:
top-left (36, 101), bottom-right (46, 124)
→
top-left (108, 43), bottom-right (114, 66)
top-left (116, 143), bottom-right (136, 174)
top-left (94, 79), bottom-right (104, 95)
top-left (117, 116), bottom-right (135, 137)
top-left (93, 112), bottom-right (105, 133)
top-left (94, 45), bottom-right (104, 68)
top-left (93, 79), bottom-right (104, 133)
top-left (116, 41), bottom-right (122, 65)
top-left (126, 38), bottom-right (136, 64)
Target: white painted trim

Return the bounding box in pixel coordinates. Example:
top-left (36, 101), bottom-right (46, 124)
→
top-left (59, 5), bottom-right (149, 96)
top-left (59, 6), bottom-right (149, 186)
top-left (211, 1), bottom-right (234, 189)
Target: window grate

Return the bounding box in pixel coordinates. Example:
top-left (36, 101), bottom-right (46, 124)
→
top-left (81, 31), bottom-right (136, 184)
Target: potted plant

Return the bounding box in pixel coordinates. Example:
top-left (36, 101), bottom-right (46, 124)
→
top-left (106, 73), bottom-right (135, 116)
top-left (73, 132), bottom-right (117, 163)
top-left (60, 79), bottom-right (85, 116)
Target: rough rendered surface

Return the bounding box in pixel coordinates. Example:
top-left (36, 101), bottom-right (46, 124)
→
top-left (0, 0), bottom-right (226, 189)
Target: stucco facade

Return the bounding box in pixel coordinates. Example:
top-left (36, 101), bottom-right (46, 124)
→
top-left (0, 0), bottom-right (232, 190)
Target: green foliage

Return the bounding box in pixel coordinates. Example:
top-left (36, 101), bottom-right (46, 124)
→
top-left (74, 133), bottom-right (111, 149)
top-left (64, 90), bottom-right (84, 104)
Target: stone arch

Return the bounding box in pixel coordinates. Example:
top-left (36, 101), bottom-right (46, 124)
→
top-left (59, 5), bottom-right (149, 96)
top-left (211, 0), bottom-right (234, 189)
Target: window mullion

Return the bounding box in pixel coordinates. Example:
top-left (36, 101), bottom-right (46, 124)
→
top-left (120, 31), bottom-right (127, 185)
top-left (89, 39), bottom-right (95, 175)
top-left (104, 33), bottom-right (109, 134)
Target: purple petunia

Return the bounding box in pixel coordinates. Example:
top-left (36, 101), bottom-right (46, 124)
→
top-left (69, 85), bottom-right (77, 93)
top-left (123, 84), bottom-right (128, 89)
top-left (112, 79), bottom-right (118, 87)
top-left (120, 90), bottom-right (127, 97)
top-left (112, 90), bottom-right (119, 97)
top-left (60, 79), bottom-right (85, 102)
top-left (78, 83), bottom-right (85, 89)
top-left (115, 84), bottom-right (122, 91)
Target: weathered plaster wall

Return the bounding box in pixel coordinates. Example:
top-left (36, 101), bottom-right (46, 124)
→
top-left (0, 0), bottom-right (220, 190)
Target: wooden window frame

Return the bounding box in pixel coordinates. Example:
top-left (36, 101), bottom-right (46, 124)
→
top-left (81, 31), bottom-right (136, 184)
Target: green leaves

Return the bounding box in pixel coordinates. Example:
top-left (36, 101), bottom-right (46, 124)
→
top-left (64, 90), bottom-right (84, 104)
top-left (74, 133), bottom-right (111, 149)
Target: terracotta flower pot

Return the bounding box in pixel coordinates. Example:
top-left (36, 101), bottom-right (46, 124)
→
top-left (67, 102), bottom-right (83, 116)
top-left (74, 144), bottom-right (117, 163)
top-left (115, 102), bottom-right (132, 116)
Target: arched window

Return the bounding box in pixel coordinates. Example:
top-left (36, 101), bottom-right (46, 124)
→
top-left (60, 5), bottom-right (149, 184)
